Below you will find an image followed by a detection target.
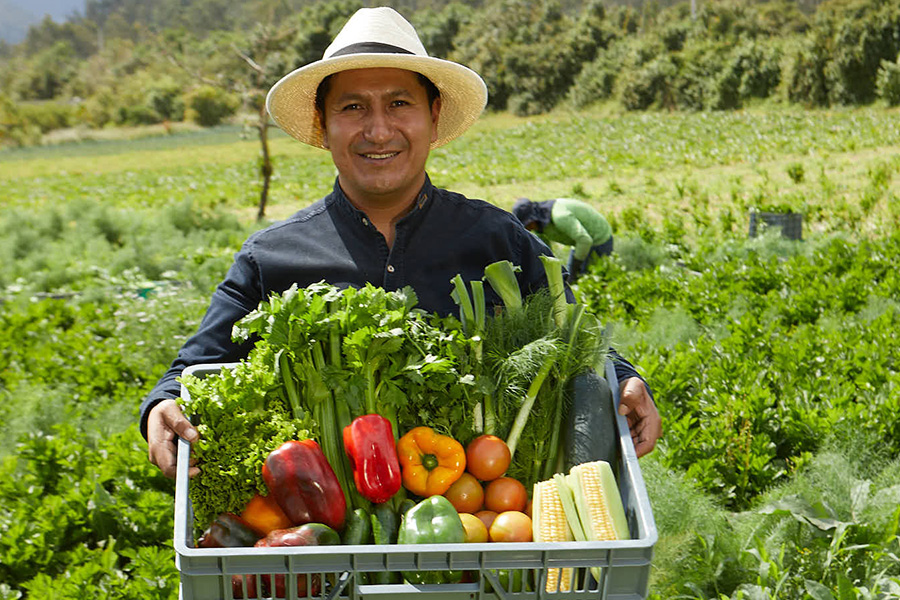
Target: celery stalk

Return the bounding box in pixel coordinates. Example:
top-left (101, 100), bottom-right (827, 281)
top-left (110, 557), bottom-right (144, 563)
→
top-left (540, 255), bottom-right (568, 329)
top-left (484, 260), bottom-right (523, 313)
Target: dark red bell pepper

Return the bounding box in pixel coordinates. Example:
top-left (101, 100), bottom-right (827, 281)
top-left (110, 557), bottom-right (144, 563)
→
top-left (342, 414), bottom-right (402, 503)
top-left (197, 513), bottom-right (260, 548)
top-left (262, 439), bottom-right (346, 532)
top-left (232, 524), bottom-right (340, 599)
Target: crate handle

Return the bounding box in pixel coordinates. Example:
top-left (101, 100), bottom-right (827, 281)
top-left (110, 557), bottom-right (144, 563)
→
top-left (355, 582), bottom-right (480, 600)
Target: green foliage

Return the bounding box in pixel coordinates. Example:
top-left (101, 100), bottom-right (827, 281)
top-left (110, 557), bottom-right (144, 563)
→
top-left (816, 0), bottom-right (900, 105)
top-left (0, 0), bottom-right (899, 138)
top-left (0, 94), bottom-right (41, 147)
top-left (452, 0), bottom-right (611, 114)
top-left (581, 232), bottom-right (900, 510)
top-left (646, 437), bottom-right (900, 599)
top-left (0, 425), bottom-right (178, 596)
top-left (413, 2), bottom-right (475, 60)
top-left (786, 161), bottom-right (805, 184)
top-left (876, 53), bottom-right (900, 106)
top-left (180, 358), bottom-right (313, 529)
top-left (184, 85), bottom-right (239, 127)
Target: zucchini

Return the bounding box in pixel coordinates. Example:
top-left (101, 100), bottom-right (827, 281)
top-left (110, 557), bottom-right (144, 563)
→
top-left (564, 371), bottom-right (619, 470)
top-left (370, 503), bottom-right (401, 584)
top-left (342, 508), bottom-right (372, 546)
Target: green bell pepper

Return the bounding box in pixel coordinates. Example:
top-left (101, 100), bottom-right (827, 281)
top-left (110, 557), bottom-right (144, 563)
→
top-left (397, 496), bottom-right (466, 584)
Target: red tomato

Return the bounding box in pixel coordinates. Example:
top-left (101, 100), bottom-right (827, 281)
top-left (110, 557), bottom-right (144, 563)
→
top-left (444, 472), bottom-right (485, 513)
top-left (484, 477), bottom-right (527, 513)
top-left (475, 510), bottom-right (498, 531)
top-left (489, 511), bottom-right (533, 543)
top-left (466, 435), bottom-right (511, 481)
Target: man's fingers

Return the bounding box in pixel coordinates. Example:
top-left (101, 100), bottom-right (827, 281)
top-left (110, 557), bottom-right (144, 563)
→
top-left (147, 399), bottom-right (198, 479)
top-left (157, 399), bottom-right (199, 443)
top-left (632, 435), bottom-right (657, 458)
top-left (616, 377), bottom-right (661, 458)
top-left (149, 441), bottom-right (178, 478)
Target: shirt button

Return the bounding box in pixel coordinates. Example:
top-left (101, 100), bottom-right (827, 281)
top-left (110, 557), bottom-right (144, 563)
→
top-left (386, 265), bottom-right (395, 273)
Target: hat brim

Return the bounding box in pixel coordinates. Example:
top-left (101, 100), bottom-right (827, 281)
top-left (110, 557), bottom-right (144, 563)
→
top-left (266, 54), bottom-right (488, 150)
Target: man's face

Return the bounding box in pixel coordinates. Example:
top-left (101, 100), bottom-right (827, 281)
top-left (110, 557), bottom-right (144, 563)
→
top-left (321, 67), bottom-right (441, 207)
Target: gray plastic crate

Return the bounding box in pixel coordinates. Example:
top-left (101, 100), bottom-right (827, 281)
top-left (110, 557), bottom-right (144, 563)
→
top-left (175, 361), bottom-right (657, 600)
top-left (748, 211), bottom-right (803, 241)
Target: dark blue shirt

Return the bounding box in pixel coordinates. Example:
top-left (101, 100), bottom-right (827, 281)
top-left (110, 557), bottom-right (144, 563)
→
top-left (139, 176), bottom-right (643, 438)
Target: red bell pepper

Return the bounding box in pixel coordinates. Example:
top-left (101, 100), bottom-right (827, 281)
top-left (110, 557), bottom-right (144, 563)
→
top-left (197, 513), bottom-right (260, 548)
top-left (262, 439), bottom-right (347, 532)
top-left (342, 414), bottom-right (402, 503)
top-left (232, 524), bottom-right (340, 599)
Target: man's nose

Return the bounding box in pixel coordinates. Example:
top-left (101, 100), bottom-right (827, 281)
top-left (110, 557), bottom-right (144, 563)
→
top-left (363, 107), bottom-right (392, 143)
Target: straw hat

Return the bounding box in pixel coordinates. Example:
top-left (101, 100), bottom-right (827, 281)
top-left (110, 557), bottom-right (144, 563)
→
top-left (266, 7), bottom-right (488, 150)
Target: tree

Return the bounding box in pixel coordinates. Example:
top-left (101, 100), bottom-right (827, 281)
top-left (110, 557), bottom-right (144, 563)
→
top-left (233, 25), bottom-right (297, 220)
top-left (160, 23), bottom-right (296, 220)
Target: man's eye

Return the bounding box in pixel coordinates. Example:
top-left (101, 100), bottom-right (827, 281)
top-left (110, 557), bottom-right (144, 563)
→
top-left (391, 99), bottom-right (410, 107)
top-left (341, 103), bottom-right (362, 111)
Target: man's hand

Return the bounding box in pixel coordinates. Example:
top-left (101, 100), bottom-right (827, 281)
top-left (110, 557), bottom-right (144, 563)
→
top-left (618, 377), bottom-right (662, 458)
top-left (147, 399), bottom-right (200, 479)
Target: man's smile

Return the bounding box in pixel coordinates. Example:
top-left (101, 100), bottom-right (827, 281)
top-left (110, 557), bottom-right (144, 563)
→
top-left (360, 151), bottom-right (400, 160)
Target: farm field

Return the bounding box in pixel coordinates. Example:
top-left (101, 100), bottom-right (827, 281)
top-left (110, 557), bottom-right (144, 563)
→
top-left (1, 107), bottom-right (899, 599)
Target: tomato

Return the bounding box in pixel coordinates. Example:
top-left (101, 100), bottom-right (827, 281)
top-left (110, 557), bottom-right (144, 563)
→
top-left (466, 435), bottom-right (511, 481)
top-left (475, 510), bottom-right (498, 531)
top-left (444, 472), bottom-right (484, 514)
top-left (484, 477), bottom-right (527, 513)
top-left (459, 513), bottom-right (489, 543)
top-left (489, 511), bottom-right (532, 543)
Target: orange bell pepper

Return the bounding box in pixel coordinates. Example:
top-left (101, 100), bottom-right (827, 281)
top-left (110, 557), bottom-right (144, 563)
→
top-left (240, 493), bottom-right (294, 537)
top-left (396, 426), bottom-right (466, 497)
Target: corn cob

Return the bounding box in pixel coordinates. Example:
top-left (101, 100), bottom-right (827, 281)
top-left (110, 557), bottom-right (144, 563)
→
top-left (532, 479), bottom-right (575, 592)
top-left (568, 461), bottom-right (629, 542)
top-left (533, 461), bottom-right (630, 589)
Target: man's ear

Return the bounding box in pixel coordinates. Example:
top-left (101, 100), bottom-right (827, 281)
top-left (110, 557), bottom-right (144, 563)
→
top-left (430, 96), bottom-right (442, 143)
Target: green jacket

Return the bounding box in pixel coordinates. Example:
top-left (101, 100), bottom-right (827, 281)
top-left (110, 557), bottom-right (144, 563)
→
top-left (541, 198), bottom-right (612, 261)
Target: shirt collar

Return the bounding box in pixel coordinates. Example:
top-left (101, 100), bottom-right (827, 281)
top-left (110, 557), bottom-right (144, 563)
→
top-left (329, 175), bottom-right (435, 226)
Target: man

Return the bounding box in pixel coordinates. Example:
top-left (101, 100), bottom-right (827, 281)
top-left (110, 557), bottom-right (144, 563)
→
top-left (513, 197), bottom-right (613, 283)
top-left (142, 7), bottom-right (661, 479)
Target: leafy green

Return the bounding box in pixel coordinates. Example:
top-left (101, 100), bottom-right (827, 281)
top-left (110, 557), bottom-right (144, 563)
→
top-left (232, 282), bottom-right (475, 511)
top-left (178, 353), bottom-right (312, 530)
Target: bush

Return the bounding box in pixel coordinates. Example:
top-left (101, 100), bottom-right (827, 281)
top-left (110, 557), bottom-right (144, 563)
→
top-left (619, 53), bottom-right (678, 111)
top-left (184, 85), bottom-right (238, 127)
top-left (783, 37), bottom-right (829, 106)
top-left (876, 54), bottom-right (900, 106)
top-left (0, 95), bottom-right (41, 147)
top-left (147, 80), bottom-right (186, 122)
top-left (16, 101), bottom-right (77, 133)
top-left (569, 44), bottom-right (626, 108)
top-left (822, 0), bottom-right (900, 106)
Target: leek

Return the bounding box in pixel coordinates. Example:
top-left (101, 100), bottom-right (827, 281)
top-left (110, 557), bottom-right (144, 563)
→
top-left (484, 260), bottom-right (523, 313)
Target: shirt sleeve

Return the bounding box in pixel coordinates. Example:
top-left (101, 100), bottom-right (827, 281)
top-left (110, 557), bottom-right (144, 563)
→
top-left (552, 207), bottom-right (594, 261)
top-left (138, 247), bottom-right (262, 439)
top-left (609, 348), bottom-right (654, 400)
